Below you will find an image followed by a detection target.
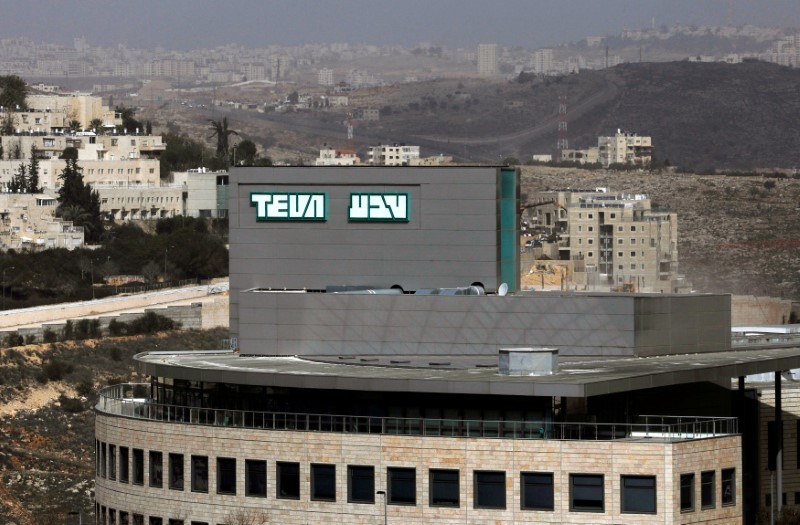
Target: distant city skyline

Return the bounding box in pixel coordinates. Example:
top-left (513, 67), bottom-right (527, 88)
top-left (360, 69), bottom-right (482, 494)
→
top-left (1, 0), bottom-right (798, 51)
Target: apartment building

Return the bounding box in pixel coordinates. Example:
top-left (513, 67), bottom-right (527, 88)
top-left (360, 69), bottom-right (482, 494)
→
top-left (314, 147), bottom-right (361, 166)
top-left (477, 43), bottom-right (498, 76)
top-left (0, 193), bottom-right (83, 250)
top-left (26, 94), bottom-right (120, 129)
top-left (532, 48), bottom-right (554, 74)
top-left (598, 130), bottom-right (653, 168)
top-left (317, 67), bottom-right (334, 86)
top-left (95, 166), bottom-right (800, 524)
top-left (367, 144), bottom-right (420, 166)
top-left (527, 187), bottom-right (687, 293)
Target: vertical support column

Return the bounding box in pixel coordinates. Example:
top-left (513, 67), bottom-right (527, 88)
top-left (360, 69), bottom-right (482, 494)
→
top-left (776, 370), bottom-right (783, 513)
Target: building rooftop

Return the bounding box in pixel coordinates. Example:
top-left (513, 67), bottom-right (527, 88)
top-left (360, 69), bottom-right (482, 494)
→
top-left (136, 343), bottom-right (800, 398)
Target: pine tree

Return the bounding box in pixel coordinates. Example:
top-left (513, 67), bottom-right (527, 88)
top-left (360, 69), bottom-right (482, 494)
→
top-left (57, 157), bottom-right (103, 243)
top-left (9, 163), bottom-right (26, 193)
top-left (27, 144), bottom-right (40, 193)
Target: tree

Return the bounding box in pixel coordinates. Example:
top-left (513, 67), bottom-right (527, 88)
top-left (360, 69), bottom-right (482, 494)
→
top-left (68, 119), bottom-right (82, 132)
top-left (0, 75), bottom-right (27, 109)
top-left (145, 120), bottom-right (153, 134)
top-left (115, 105), bottom-right (141, 134)
top-left (56, 157), bottom-right (103, 243)
top-left (89, 118), bottom-right (104, 133)
top-left (27, 144), bottom-right (40, 193)
top-left (287, 91), bottom-right (299, 104)
top-left (208, 118), bottom-right (238, 160)
top-left (141, 260), bottom-right (161, 283)
top-left (233, 139), bottom-right (257, 166)
top-left (8, 162), bottom-right (26, 193)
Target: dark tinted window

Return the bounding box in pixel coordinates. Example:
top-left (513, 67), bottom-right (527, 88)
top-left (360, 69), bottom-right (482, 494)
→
top-left (430, 469), bottom-right (459, 507)
top-left (191, 455), bottom-right (208, 493)
top-left (388, 467), bottom-right (416, 505)
top-left (680, 473), bottom-right (694, 511)
top-left (101, 442), bottom-right (107, 478)
top-left (217, 458), bottom-right (236, 495)
top-left (311, 464), bottom-right (336, 501)
top-left (570, 474), bottom-right (604, 512)
top-left (621, 476), bottom-right (656, 513)
top-left (245, 460), bottom-right (267, 497)
top-left (148, 518), bottom-right (162, 525)
top-left (474, 471), bottom-right (506, 509)
top-left (169, 453), bottom-right (184, 491)
top-left (108, 445), bottom-right (116, 480)
top-left (348, 465), bottom-right (375, 503)
top-left (521, 472), bottom-right (553, 510)
top-left (149, 451), bottom-right (163, 488)
top-left (701, 471), bottom-right (715, 509)
top-left (132, 449), bottom-right (144, 485)
top-left (721, 468), bottom-right (735, 506)
top-left (119, 447), bottom-right (129, 483)
top-left (277, 462), bottom-right (300, 499)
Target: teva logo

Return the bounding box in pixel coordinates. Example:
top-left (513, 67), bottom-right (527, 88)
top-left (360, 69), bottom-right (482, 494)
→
top-left (250, 192), bottom-right (327, 221)
top-left (348, 193), bottom-right (409, 222)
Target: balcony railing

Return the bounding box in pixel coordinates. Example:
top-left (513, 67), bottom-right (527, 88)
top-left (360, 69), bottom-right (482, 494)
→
top-left (97, 384), bottom-right (738, 442)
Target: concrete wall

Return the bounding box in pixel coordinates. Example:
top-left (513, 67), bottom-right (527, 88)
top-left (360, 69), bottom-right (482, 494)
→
top-left (95, 413), bottom-right (741, 524)
top-left (731, 295), bottom-right (793, 326)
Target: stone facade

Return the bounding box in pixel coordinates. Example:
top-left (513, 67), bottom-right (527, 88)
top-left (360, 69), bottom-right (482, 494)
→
top-left (95, 413), bottom-right (741, 524)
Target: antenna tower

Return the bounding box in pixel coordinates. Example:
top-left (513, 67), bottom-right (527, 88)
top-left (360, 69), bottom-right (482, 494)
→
top-left (556, 95), bottom-right (568, 158)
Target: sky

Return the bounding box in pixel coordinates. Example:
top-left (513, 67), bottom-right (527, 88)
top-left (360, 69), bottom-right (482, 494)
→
top-left (2, 0), bottom-right (798, 50)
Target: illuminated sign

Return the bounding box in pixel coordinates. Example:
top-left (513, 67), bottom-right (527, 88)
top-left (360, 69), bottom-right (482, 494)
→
top-left (250, 192), bottom-right (327, 221)
top-left (348, 193), bottom-right (409, 222)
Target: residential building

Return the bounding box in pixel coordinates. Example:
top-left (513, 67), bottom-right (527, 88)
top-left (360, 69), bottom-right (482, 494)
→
top-left (560, 147), bottom-right (599, 165)
top-left (477, 43), bottom-right (498, 76)
top-left (96, 166), bottom-right (800, 524)
top-left (598, 130), bottom-right (653, 168)
top-left (25, 94), bottom-right (121, 130)
top-left (526, 187), bottom-right (687, 293)
top-left (171, 169), bottom-right (229, 219)
top-left (367, 144), bottom-right (420, 166)
top-left (532, 48), bottom-right (553, 74)
top-left (314, 147), bottom-right (361, 166)
top-left (318, 67), bottom-right (334, 86)
top-left (0, 193), bottom-right (83, 250)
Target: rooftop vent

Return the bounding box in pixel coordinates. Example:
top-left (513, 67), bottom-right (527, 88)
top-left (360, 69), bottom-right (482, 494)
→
top-left (498, 348), bottom-right (558, 376)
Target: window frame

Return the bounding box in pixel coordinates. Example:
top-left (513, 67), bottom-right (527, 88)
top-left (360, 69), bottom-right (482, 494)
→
top-left (701, 470), bottom-right (716, 509)
top-left (216, 457), bottom-right (236, 495)
top-left (190, 455), bottom-right (208, 493)
top-left (680, 473), bottom-right (695, 512)
top-left (569, 473), bottom-right (604, 512)
top-left (387, 467), bottom-right (416, 505)
top-left (473, 470), bottom-right (506, 509)
top-left (132, 448), bottom-right (144, 486)
top-left (168, 453), bottom-right (184, 491)
top-left (310, 463), bottom-right (336, 502)
top-left (620, 475), bottom-right (657, 514)
top-left (119, 447), bottom-right (129, 484)
top-left (721, 468), bottom-right (735, 506)
top-left (429, 469), bottom-right (460, 508)
top-left (245, 459), bottom-right (267, 498)
top-left (348, 465), bottom-right (375, 504)
top-left (149, 451), bottom-right (163, 488)
top-left (520, 472), bottom-right (554, 511)
top-left (277, 461), bottom-right (301, 500)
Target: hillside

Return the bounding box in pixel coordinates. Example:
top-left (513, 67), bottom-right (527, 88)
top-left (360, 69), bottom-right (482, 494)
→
top-left (521, 166), bottom-right (800, 301)
top-left (222, 61), bottom-right (800, 170)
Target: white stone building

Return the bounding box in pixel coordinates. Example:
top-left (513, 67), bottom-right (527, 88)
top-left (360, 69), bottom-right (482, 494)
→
top-left (477, 44), bottom-right (498, 76)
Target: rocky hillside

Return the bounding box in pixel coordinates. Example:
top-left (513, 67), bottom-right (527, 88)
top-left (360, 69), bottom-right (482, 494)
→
top-left (521, 166), bottom-right (800, 301)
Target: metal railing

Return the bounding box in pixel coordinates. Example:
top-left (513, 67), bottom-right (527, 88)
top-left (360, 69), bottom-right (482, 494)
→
top-left (97, 384), bottom-right (737, 442)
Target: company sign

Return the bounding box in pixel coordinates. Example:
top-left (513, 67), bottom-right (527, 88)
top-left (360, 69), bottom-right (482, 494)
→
top-left (250, 192), bottom-right (327, 221)
top-left (348, 193), bottom-right (409, 222)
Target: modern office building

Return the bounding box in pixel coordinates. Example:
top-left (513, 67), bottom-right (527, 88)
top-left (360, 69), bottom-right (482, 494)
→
top-left (95, 166), bottom-right (800, 524)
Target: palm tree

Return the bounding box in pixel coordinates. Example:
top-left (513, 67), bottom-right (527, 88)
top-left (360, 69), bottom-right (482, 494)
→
top-left (208, 117), bottom-right (238, 160)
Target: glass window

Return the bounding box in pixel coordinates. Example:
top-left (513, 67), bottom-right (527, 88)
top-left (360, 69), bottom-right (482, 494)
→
top-left (132, 449), bottom-right (144, 485)
top-left (168, 521), bottom-right (183, 525)
top-left (245, 460), bottom-right (267, 497)
top-left (388, 467), bottom-right (416, 505)
top-left (169, 453), bottom-right (184, 491)
top-left (149, 451), bottom-right (163, 488)
top-left (721, 468), bottom-right (735, 506)
top-left (680, 473), bottom-right (695, 511)
top-left (217, 458), bottom-right (236, 495)
top-left (430, 469), bottom-right (459, 507)
top-left (149, 518), bottom-right (162, 525)
top-left (277, 462), bottom-right (300, 499)
top-left (701, 471), bottom-right (715, 509)
top-left (101, 442), bottom-right (107, 478)
top-left (311, 464), bottom-right (336, 501)
top-left (191, 455), bottom-right (208, 493)
top-left (119, 512), bottom-right (129, 525)
top-left (521, 472), bottom-right (553, 511)
top-left (133, 515), bottom-right (143, 525)
top-left (348, 466), bottom-right (375, 503)
top-left (621, 475), bottom-right (656, 513)
top-left (570, 474), bottom-right (604, 512)
top-left (119, 447), bottom-right (129, 483)
top-left (108, 445), bottom-right (116, 480)
top-left (474, 471), bottom-right (506, 509)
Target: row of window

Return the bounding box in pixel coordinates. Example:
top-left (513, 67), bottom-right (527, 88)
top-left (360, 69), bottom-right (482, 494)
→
top-left (95, 442), bottom-right (736, 514)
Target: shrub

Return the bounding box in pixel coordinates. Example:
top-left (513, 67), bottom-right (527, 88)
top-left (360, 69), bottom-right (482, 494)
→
top-left (75, 380), bottom-right (94, 397)
top-left (42, 329), bottom-right (58, 343)
top-left (125, 312), bottom-right (178, 335)
top-left (108, 319), bottom-right (126, 336)
top-left (63, 320), bottom-right (74, 341)
top-left (58, 395), bottom-right (85, 413)
top-left (41, 358), bottom-right (73, 381)
top-left (24, 334), bottom-right (36, 345)
top-left (109, 347), bottom-right (122, 362)
top-left (4, 333), bottom-right (23, 347)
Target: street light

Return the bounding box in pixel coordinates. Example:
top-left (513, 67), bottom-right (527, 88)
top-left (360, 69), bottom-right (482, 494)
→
top-left (376, 490), bottom-right (387, 525)
top-left (2, 266), bottom-right (14, 310)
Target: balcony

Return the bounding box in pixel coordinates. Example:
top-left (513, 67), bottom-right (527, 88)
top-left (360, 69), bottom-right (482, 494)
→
top-left (97, 383), bottom-right (737, 442)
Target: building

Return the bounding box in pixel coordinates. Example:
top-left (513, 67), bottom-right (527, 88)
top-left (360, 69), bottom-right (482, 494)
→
top-left (560, 147), bottom-right (599, 165)
top-left (367, 144), bottom-right (420, 166)
top-left (318, 67), bottom-right (334, 86)
top-left (598, 130), bottom-right (653, 168)
top-left (525, 187), bottom-right (687, 293)
top-left (0, 193), bottom-right (83, 250)
top-left (95, 166), bottom-right (800, 524)
top-left (477, 43), bottom-right (498, 76)
top-left (532, 48), bottom-right (554, 74)
top-left (315, 147), bottom-right (361, 166)
top-left (172, 169), bottom-right (230, 219)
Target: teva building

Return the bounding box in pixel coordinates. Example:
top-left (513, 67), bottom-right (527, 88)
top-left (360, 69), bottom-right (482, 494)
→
top-left (96, 166), bottom-right (798, 524)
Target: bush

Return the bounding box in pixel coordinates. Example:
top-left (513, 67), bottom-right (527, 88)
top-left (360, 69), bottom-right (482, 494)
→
top-left (74, 319), bottom-right (101, 340)
top-left (63, 320), bottom-right (74, 341)
top-left (4, 333), bottom-right (23, 348)
top-left (108, 319), bottom-right (126, 337)
top-left (24, 334), bottom-right (36, 345)
top-left (109, 347), bottom-right (122, 362)
top-left (58, 395), bottom-right (85, 413)
top-left (41, 358), bottom-right (73, 381)
top-left (75, 380), bottom-right (94, 397)
top-left (42, 329), bottom-right (58, 343)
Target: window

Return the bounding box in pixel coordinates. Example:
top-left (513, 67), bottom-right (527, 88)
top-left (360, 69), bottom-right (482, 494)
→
top-left (588, 239), bottom-right (593, 245)
top-left (631, 264), bottom-right (636, 270)
top-left (570, 474), bottom-right (604, 512)
top-left (621, 475), bottom-right (656, 513)
top-left (721, 468), bottom-right (735, 506)
top-left (610, 213), bottom-right (616, 219)
top-left (618, 239), bottom-right (623, 244)
top-left (169, 453), bottom-right (184, 491)
top-left (168, 521), bottom-right (183, 525)
top-left (587, 252), bottom-right (593, 258)
top-left (149, 518), bottom-right (162, 525)
top-left (109, 445), bottom-right (117, 480)
top-left (132, 449), bottom-right (144, 485)
top-left (631, 238), bottom-right (636, 244)
top-left (348, 466), bottom-right (375, 503)
top-left (618, 226), bottom-right (623, 232)
top-left (630, 225), bottom-right (636, 232)
top-left (578, 226), bottom-right (582, 232)
top-left (119, 447), bottom-right (129, 483)
top-left (311, 464), bottom-right (336, 501)
top-left (521, 472), bottom-right (553, 510)
top-left (588, 214), bottom-right (593, 219)
top-left (701, 471), bottom-right (715, 509)
top-left (388, 467), bottom-right (416, 505)
top-left (217, 458), bottom-right (236, 495)
top-left (630, 251), bottom-right (636, 257)
top-left (277, 462), bottom-right (300, 499)
top-left (191, 455), bottom-right (208, 493)
top-left (149, 451), bottom-right (163, 488)
top-left (245, 460), bottom-right (266, 497)
top-left (618, 265), bottom-right (623, 270)
top-left (430, 469), bottom-right (459, 507)
top-left (119, 512), bottom-right (129, 525)
top-left (101, 442), bottom-right (107, 478)
top-left (588, 226), bottom-right (593, 232)
top-left (680, 473), bottom-right (694, 511)
top-left (133, 515), bottom-right (143, 525)
top-left (473, 471), bottom-right (505, 509)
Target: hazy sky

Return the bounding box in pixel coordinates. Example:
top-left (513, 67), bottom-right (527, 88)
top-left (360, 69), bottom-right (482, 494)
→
top-left (3, 0), bottom-right (798, 50)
